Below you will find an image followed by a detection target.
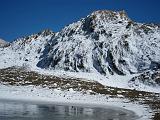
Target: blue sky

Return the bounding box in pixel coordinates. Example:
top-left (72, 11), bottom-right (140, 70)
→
top-left (0, 0), bottom-right (160, 41)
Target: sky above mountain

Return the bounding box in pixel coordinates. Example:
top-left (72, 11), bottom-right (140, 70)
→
top-left (0, 0), bottom-right (160, 41)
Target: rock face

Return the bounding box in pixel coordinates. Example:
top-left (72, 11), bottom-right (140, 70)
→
top-left (130, 70), bottom-right (160, 87)
top-left (1, 10), bottom-right (160, 77)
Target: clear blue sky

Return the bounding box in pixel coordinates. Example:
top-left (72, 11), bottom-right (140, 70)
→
top-left (0, 0), bottom-right (160, 41)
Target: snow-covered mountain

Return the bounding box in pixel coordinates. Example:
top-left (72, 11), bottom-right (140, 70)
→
top-left (0, 38), bottom-right (9, 47)
top-left (0, 29), bottom-right (54, 68)
top-left (0, 10), bottom-right (160, 92)
top-left (38, 10), bottom-right (160, 76)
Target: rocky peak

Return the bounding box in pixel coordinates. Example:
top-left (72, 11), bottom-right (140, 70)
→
top-left (80, 10), bottom-right (131, 34)
top-left (89, 10), bottom-right (130, 22)
top-left (37, 29), bottom-right (54, 37)
top-left (59, 10), bottom-right (131, 37)
top-left (12, 29), bottom-right (55, 45)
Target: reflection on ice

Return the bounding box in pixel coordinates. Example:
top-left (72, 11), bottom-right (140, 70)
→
top-left (0, 100), bottom-right (138, 120)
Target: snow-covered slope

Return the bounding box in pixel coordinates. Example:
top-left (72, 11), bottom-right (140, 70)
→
top-left (0, 29), bottom-right (54, 68)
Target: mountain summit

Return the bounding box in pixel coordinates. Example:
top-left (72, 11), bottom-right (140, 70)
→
top-left (90, 10), bottom-right (130, 21)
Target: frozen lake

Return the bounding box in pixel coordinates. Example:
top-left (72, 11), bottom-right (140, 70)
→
top-left (0, 99), bottom-right (139, 120)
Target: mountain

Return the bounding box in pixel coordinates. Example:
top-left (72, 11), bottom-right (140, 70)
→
top-left (0, 38), bottom-right (9, 47)
top-left (38, 10), bottom-right (160, 76)
top-left (0, 10), bottom-right (160, 92)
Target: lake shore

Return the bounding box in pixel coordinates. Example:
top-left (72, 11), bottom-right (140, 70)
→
top-left (0, 84), bottom-right (152, 120)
